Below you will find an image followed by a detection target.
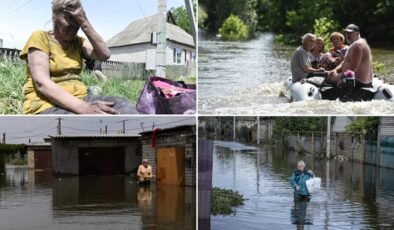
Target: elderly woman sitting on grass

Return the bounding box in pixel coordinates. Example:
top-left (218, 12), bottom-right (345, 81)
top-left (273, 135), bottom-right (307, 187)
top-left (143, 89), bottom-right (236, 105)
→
top-left (20, 0), bottom-right (138, 114)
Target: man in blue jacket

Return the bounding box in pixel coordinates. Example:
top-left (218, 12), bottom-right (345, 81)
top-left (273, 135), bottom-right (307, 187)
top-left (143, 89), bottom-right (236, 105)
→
top-left (290, 160), bottom-right (315, 201)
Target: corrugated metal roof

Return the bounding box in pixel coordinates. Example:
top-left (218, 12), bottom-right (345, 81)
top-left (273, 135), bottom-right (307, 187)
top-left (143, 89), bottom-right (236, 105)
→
top-left (106, 13), bottom-right (194, 48)
top-left (139, 124), bottom-right (195, 135)
top-left (25, 142), bottom-right (52, 147)
top-left (50, 134), bottom-right (140, 139)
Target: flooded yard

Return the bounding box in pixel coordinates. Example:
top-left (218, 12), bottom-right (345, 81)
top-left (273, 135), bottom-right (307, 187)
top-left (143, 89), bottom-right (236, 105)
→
top-left (211, 141), bottom-right (394, 229)
top-left (0, 168), bottom-right (195, 230)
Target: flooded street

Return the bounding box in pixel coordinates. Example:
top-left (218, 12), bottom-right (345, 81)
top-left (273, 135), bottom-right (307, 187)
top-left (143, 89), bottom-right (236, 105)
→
top-left (211, 141), bottom-right (394, 229)
top-left (0, 168), bottom-right (195, 230)
top-left (198, 33), bottom-right (394, 114)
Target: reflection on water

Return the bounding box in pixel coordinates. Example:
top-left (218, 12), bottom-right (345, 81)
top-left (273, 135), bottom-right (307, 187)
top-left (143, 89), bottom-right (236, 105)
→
top-left (0, 169), bottom-right (195, 230)
top-left (211, 141), bottom-right (394, 229)
top-left (198, 33), bottom-right (394, 114)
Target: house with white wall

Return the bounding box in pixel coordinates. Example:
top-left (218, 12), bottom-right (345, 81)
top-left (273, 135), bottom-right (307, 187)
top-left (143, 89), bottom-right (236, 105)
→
top-left (106, 12), bottom-right (195, 68)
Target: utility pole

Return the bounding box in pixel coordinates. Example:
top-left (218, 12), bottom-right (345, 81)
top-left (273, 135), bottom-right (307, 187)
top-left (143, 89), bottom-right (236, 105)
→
top-left (184, 0), bottom-right (197, 46)
top-left (233, 117), bottom-right (236, 141)
top-left (257, 117), bottom-right (260, 144)
top-left (122, 120), bottom-right (126, 134)
top-left (156, 0), bottom-right (167, 77)
top-left (57, 118), bottom-right (63, 135)
top-left (327, 116), bottom-right (331, 158)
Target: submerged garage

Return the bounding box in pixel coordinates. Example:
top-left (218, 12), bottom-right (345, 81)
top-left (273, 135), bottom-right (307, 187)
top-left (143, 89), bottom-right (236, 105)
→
top-left (51, 135), bottom-right (141, 175)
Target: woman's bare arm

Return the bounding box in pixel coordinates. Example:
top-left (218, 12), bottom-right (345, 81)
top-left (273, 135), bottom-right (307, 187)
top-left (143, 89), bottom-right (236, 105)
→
top-left (28, 48), bottom-right (117, 114)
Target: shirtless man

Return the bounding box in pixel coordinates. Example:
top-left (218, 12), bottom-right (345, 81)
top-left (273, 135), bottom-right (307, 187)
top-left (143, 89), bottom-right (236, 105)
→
top-left (137, 159), bottom-right (152, 184)
top-left (327, 24), bottom-right (373, 88)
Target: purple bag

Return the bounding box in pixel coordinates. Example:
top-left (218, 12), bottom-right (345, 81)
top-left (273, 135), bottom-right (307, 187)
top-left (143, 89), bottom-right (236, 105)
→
top-left (136, 76), bottom-right (196, 114)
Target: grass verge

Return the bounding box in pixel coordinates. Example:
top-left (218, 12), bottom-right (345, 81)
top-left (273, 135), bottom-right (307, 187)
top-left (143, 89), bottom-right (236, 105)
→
top-left (0, 59), bottom-right (197, 114)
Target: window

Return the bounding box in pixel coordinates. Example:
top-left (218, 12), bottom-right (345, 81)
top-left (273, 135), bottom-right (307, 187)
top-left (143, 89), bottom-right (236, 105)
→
top-left (173, 48), bottom-right (182, 64)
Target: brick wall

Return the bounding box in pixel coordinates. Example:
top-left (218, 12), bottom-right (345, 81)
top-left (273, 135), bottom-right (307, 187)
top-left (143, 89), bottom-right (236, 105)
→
top-left (141, 129), bottom-right (196, 187)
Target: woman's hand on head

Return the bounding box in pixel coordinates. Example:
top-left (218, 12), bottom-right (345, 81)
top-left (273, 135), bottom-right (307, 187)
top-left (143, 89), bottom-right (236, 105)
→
top-left (82, 101), bottom-right (119, 114)
top-left (63, 4), bottom-right (87, 26)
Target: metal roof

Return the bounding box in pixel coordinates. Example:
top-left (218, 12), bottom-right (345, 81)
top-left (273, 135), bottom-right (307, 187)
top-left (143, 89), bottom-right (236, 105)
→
top-left (139, 124), bottom-right (195, 135)
top-left (50, 134), bottom-right (140, 139)
top-left (25, 142), bottom-right (52, 147)
top-left (106, 13), bottom-right (195, 48)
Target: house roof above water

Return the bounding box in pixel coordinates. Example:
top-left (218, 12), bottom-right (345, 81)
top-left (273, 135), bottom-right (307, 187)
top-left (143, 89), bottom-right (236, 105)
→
top-left (106, 12), bottom-right (195, 48)
top-left (49, 134), bottom-right (140, 139)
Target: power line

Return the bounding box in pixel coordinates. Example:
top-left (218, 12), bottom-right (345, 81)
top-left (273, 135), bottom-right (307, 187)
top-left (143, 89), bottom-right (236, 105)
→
top-left (7, 126), bottom-right (57, 139)
top-left (62, 126), bottom-right (99, 132)
top-left (7, 127), bottom-right (57, 139)
top-left (0, 0), bottom-right (32, 18)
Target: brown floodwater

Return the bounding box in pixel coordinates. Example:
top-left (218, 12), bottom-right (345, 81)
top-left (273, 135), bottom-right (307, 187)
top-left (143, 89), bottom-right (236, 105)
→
top-left (0, 168), bottom-right (195, 230)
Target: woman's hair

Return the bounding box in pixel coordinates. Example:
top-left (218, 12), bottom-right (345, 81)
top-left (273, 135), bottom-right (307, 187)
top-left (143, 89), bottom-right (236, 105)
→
top-left (52, 0), bottom-right (81, 17)
top-left (298, 160), bottom-right (306, 167)
top-left (313, 36), bottom-right (325, 53)
top-left (330, 32), bottom-right (345, 42)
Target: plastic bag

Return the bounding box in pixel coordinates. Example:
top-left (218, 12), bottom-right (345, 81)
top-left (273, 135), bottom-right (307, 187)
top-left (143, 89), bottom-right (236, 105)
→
top-left (136, 76), bottom-right (196, 114)
top-left (306, 177), bottom-right (321, 193)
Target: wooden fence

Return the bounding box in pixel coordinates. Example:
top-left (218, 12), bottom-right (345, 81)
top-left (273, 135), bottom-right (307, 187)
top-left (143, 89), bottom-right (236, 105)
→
top-left (101, 61), bottom-right (150, 80)
top-left (0, 48), bottom-right (21, 62)
top-left (198, 140), bottom-right (213, 229)
top-left (101, 61), bottom-right (196, 80)
top-left (0, 48), bottom-right (196, 79)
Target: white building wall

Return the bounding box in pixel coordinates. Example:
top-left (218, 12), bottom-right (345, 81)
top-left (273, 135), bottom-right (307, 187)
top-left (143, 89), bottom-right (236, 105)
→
top-left (109, 43), bottom-right (155, 63)
top-left (109, 41), bottom-right (195, 67)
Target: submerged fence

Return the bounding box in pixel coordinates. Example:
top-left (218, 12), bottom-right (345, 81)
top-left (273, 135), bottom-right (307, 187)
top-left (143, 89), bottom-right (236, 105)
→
top-left (287, 131), bottom-right (363, 158)
top-left (286, 131), bottom-right (394, 169)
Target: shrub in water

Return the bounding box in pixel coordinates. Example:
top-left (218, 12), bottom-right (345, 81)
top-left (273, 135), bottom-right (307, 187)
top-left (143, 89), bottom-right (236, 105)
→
top-left (219, 15), bottom-right (250, 41)
top-left (211, 187), bottom-right (245, 216)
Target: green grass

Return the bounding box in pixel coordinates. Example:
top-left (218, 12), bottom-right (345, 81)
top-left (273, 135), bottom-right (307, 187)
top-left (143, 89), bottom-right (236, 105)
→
top-left (211, 187), bottom-right (245, 216)
top-left (0, 59), bottom-right (196, 114)
top-left (0, 59), bottom-right (25, 114)
top-left (81, 71), bottom-right (146, 103)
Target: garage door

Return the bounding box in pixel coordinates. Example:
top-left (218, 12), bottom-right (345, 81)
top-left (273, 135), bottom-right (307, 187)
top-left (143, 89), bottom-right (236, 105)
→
top-left (34, 150), bottom-right (52, 169)
top-left (79, 147), bottom-right (125, 175)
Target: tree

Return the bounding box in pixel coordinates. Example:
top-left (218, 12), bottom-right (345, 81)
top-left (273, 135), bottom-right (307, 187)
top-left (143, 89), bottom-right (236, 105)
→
top-left (171, 6), bottom-right (191, 33)
top-left (219, 15), bottom-right (250, 41)
top-left (272, 117), bottom-right (327, 143)
top-left (198, 5), bottom-right (208, 29)
top-left (345, 117), bottom-right (380, 140)
top-left (199, 0), bottom-right (258, 33)
top-left (313, 17), bottom-right (340, 46)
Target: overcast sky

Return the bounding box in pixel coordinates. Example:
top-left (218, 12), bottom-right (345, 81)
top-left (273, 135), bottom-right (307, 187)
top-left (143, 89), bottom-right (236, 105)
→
top-left (0, 0), bottom-right (185, 49)
top-left (0, 116), bottom-right (196, 144)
